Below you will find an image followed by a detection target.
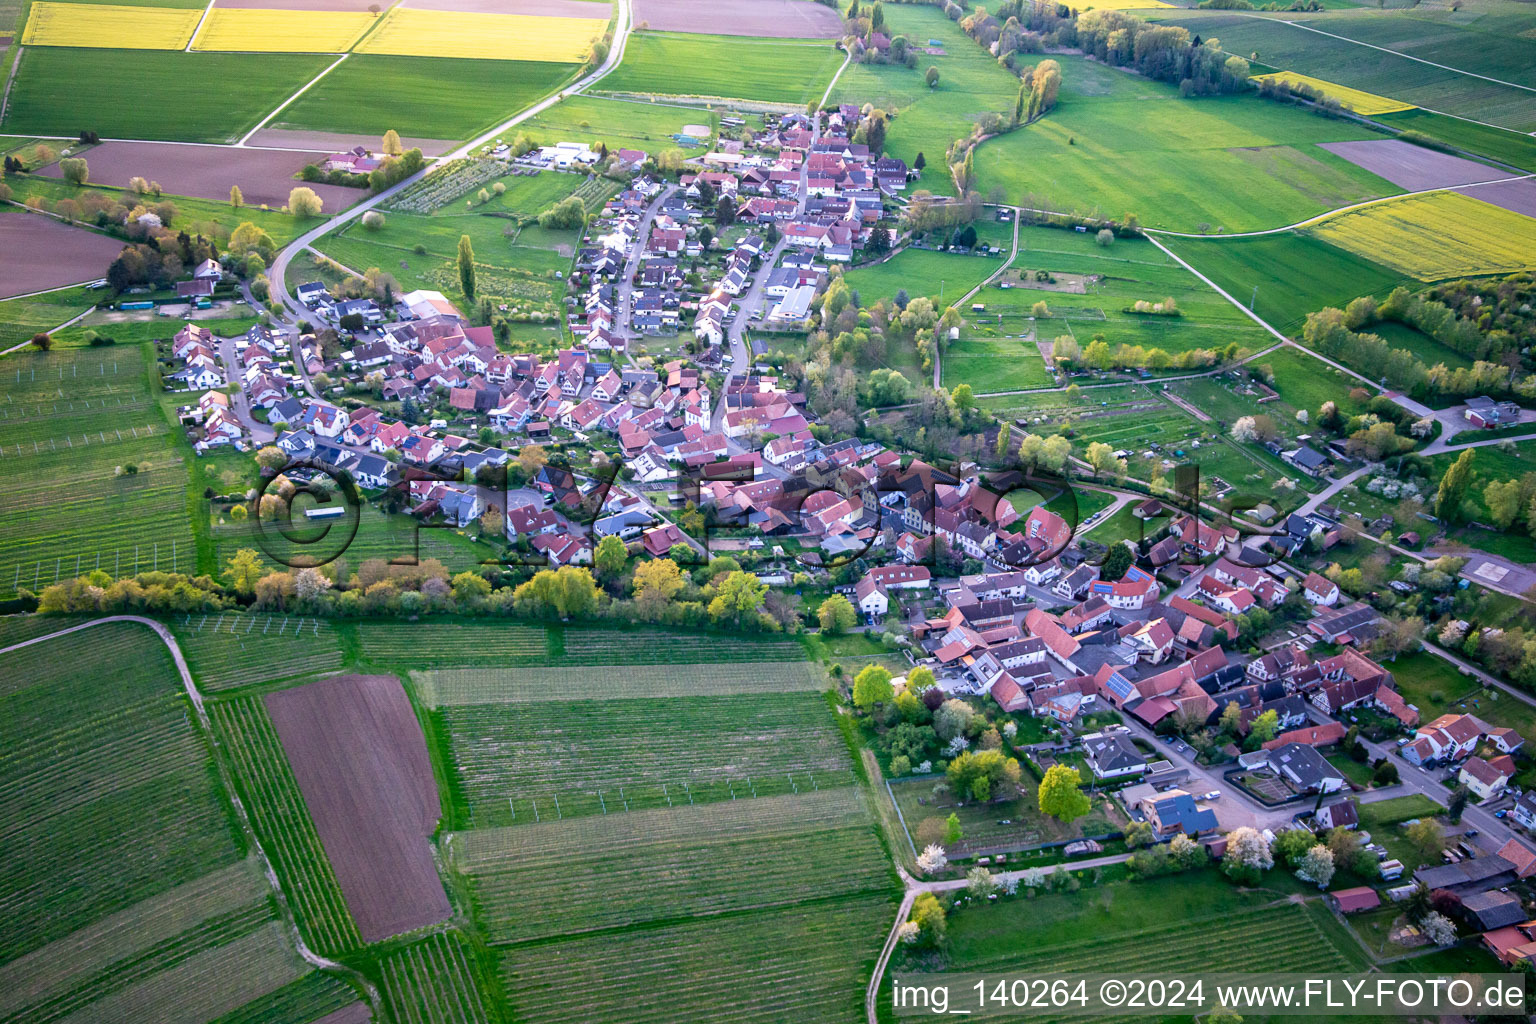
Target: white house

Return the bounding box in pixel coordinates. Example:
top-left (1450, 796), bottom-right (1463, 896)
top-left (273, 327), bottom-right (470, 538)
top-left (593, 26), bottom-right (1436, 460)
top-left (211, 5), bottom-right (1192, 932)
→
top-left (1302, 572), bottom-right (1341, 607)
top-left (854, 576), bottom-right (889, 617)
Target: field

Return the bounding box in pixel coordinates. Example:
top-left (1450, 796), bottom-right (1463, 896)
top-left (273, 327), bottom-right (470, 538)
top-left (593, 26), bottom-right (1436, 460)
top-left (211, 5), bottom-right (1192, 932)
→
top-left (1150, 10), bottom-right (1536, 134)
top-left (378, 932), bottom-right (493, 1024)
top-left (415, 659), bottom-right (822, 703)
top-left (355, 8), bottom-right (605, 61)
top-left (1318, 138), bottom-right (1504, 192)
top-left (449, 788), bottom-right (887, 942)
top-left (2, 48), bottom-right (330, 143)
top-left (940, 334), bottom-right (1054, 392)
top-left (0, 346), bottom-right (198, 598)
top-left (0, 213), bottom-right (122, 299)
top-left (190, 7), bottom-right (375, 52)
top-left (598, 32), bottom-right (843, 105)
top-left (0, 623), bottom-right (241, 962)
top-left (500, 894), bottom-right (893, 1024)
top-left (1374, 108), bottom-right (1536, 174)
top-left (966, 225), bottom-right (1277, 356)
top-left (1309, 191), bottom-right (1536, 280)
top-left (210, 696), bottom-right (364, 953)
top-left (37, 140), bottom-right (358, 212)
top-left (265, 675), bottom-right (450, 943)
top-left (844, 248), bottom-right (999, 306)
top-left (206, 973), bottom-right (365, 1024)
top-left (1372, 320), bottom-right (1472, 370)
top-left (972, 56), bottom-right (1399, 233)
top-left (1251, 71), bottom-right (1415, 115)
top-left (1160, 231), bottom-right (1406, 334)
top-left (273, 55), bottom-right (574, 139)
top-left (1390, 652), bottom-right (1536, 748)
top-left (517, 94), bottom-right (717, 155)
top-left (1420, 441), bottom-right (1536, 562)
top-left (632, 0), bottom-right (842, 37)
top-left (22, 2), bottom-right (202, 48)
top-left (176, 613), bottom-right (346, 691)
top-left (830, 5), bottom-right (1020, 194)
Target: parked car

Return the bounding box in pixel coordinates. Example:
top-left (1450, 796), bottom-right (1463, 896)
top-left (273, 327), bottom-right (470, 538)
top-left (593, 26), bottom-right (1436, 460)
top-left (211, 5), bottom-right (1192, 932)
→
top-left (1464, 829), bottom-right (1480, 838)
top-left (1200, 791), bottom-right (1221, 801)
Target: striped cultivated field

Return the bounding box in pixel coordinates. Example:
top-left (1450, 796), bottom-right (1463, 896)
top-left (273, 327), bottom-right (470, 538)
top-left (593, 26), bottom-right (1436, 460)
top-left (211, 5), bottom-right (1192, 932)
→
top-left (356, 620), bottom-right (549, 663)
top-left (439, 691), bottom-right (856, 828)
top-left (449, 789), bottom-right (889, 943)
top-left (210, 697), bottom-right (363, 954)
top-left (0, 623), bottom-right (242, 964)
top-left (378, 932), bottom-right (493, 1024)
top-left (415, 659), bottom-right (823, 705)
top-left (558, 626), bottom-right (805, 663)
top-left (22, 2), bottom-right (202, 48)
top-left (0, 347), bottom-right (196, 597)
top-left (1310, 192), bottom-right (1536, 280)
top-left (500, 894), bottom-right (893, 1024)
top-left (176, 614), bottom-right (345, 692)
top-left (206, 972), bottom-right (366, 1024)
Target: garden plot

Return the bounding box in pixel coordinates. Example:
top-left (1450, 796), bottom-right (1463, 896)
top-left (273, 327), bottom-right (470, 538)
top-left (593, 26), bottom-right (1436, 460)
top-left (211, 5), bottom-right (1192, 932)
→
top-left (266, 674), bottom-right (450, 943)
top-left (191, 6), bottom-right (374, 51)
top-left (438, 691), bottom-right (856, 828)
top-left (1319, 139), bottom-right (1505, 192)
top-left (175, 613), bottom-right (345, 691)
top-left (0, 623), bottom-right (242, 964)
top-left (0, 213), bottom-right (124, 298)
top-left (355, 8), bottom-right (606, 61)
top-left (416, 659), bottom-right (822, 704)
top-left (1309, 191), bottom-right (1536, 280)
top-left (211, 697), bottom-right (363, 954)
top-left (500, 894), bottom-right (892, 1024)
top-left (37, 141), bottom-right (357, 212)
top-left (631, 0), bottom-right (842, 37)
top-left (21, 2), bottom-right (202, 47)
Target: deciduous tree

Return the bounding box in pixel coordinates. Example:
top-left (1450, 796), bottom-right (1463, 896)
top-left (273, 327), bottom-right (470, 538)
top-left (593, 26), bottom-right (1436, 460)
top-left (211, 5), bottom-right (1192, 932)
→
top-left (457, 233), bottom-right (476, 299)
top-left (287, 186), bottom-right (324, 218)
top-left (819, 593), bottom-right (857, 634)
top-left (1038, 763), bottom-right (1090, 823)
top-left (853, 664), bottom-right (895, 709)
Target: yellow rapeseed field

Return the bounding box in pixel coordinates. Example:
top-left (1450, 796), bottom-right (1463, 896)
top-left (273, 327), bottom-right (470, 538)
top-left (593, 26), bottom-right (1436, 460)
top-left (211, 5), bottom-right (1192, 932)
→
top-left (1310, 191), bottom-right (1536, 281)
top-left (1251, 72), bottom-right (1415, 116)
top-left (354, 8), bottom-right (606, 62)
top-left (1078, 0), bottom-right (1174, 9)
top-left (22, 2), bottom-right (203, 49)
top-left (191, 8), bottom-right (375, 53)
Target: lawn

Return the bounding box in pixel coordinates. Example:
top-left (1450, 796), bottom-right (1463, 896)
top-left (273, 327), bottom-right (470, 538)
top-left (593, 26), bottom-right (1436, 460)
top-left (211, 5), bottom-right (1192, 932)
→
top-left (1420, 440), bottom-right (1536, 562)
top-left (844, 248), bottom-right (999, 306)
top-left (941, 333), bottom-right (1053, 392)
top-left (830, 4), bottom-right (1023, 194)
top-left (273, 55), bottom-right (576, 141)
top-left (1388, 652), bottom-right (1536, 743)
top-left (1, 47), bottom-right (330, 144)
top-left (1309, 191), bottom-right (1536, 281)
top-left (1149, 10), bottom-right (1536, 134)
top-left (518, 94), bottom-right (718, 155)
top-left (973, 56), bottom-right (1400, 233)
top-left (1160, 231), bottom-right (1407, 335)
top-left (888, 773), bottom-right (1126, 859)
top-left (1085, 502), bottom-right (1146, 546)
top-left (598, 31), bottom-right (844, 105)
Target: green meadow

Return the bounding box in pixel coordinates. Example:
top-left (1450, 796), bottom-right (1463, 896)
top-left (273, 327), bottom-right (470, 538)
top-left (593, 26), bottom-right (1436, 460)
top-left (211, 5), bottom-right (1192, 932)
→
top-left (844, 247), bottom-right (999, 306)
top-left (273, 55), bottom-right (575, 141)
top-left (1152, 10), bottom-right (1536, 133)
top-left (518, 95), bottom-right (718, 154)
top-left (2, 48), bottom-right (329, 143)
top-left (973, 56), bottom-right (1399, 232)
top-left (597, 32), bottom-right (844, 105)
top-left (1373, 108), bottom-right (1536, 172)
top-left (1159, 230), bottom-right (1407, 335)
top-left (830, 4), bottom-right (1022, 194)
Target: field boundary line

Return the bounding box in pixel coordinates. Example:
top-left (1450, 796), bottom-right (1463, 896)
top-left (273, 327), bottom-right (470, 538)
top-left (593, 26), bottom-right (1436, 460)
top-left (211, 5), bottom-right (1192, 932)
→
top-left (1249, 14), bottom-right (1536, 96)
top-left (818, 47), bottom-right (852, 111)
top-left (0, 616), bottom-right (385, 1018)
top-left (0, 45), bottom-right (22, 125)
top-left (238, 52), bottom-right (351, 147)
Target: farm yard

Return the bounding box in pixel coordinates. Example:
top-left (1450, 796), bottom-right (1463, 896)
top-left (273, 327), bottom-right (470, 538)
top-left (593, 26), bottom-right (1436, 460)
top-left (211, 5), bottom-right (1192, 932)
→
top-left (972, 56), bottom-right (1399, 233)
top-left (265, 674), bottom-right (451, 943)
top-left (36, 141), bottom-right (360, 212)
top-left (1308, 191), bottom-right (1536, 280)
top-left (0, 213), bottom-right (122, 299)
top-left (598, 32), bottom-right (844, 105)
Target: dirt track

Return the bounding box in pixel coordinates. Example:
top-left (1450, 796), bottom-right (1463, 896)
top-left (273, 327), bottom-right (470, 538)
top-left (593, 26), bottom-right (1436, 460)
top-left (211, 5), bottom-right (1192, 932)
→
top-left (0, 213), bottom-right (122, 299)
top-left (265, 674), bottom-right (450, 944)
top-left (632, 0), bottom-right (841, 37)
top-left (38, 141), bottom-right (360, 213)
